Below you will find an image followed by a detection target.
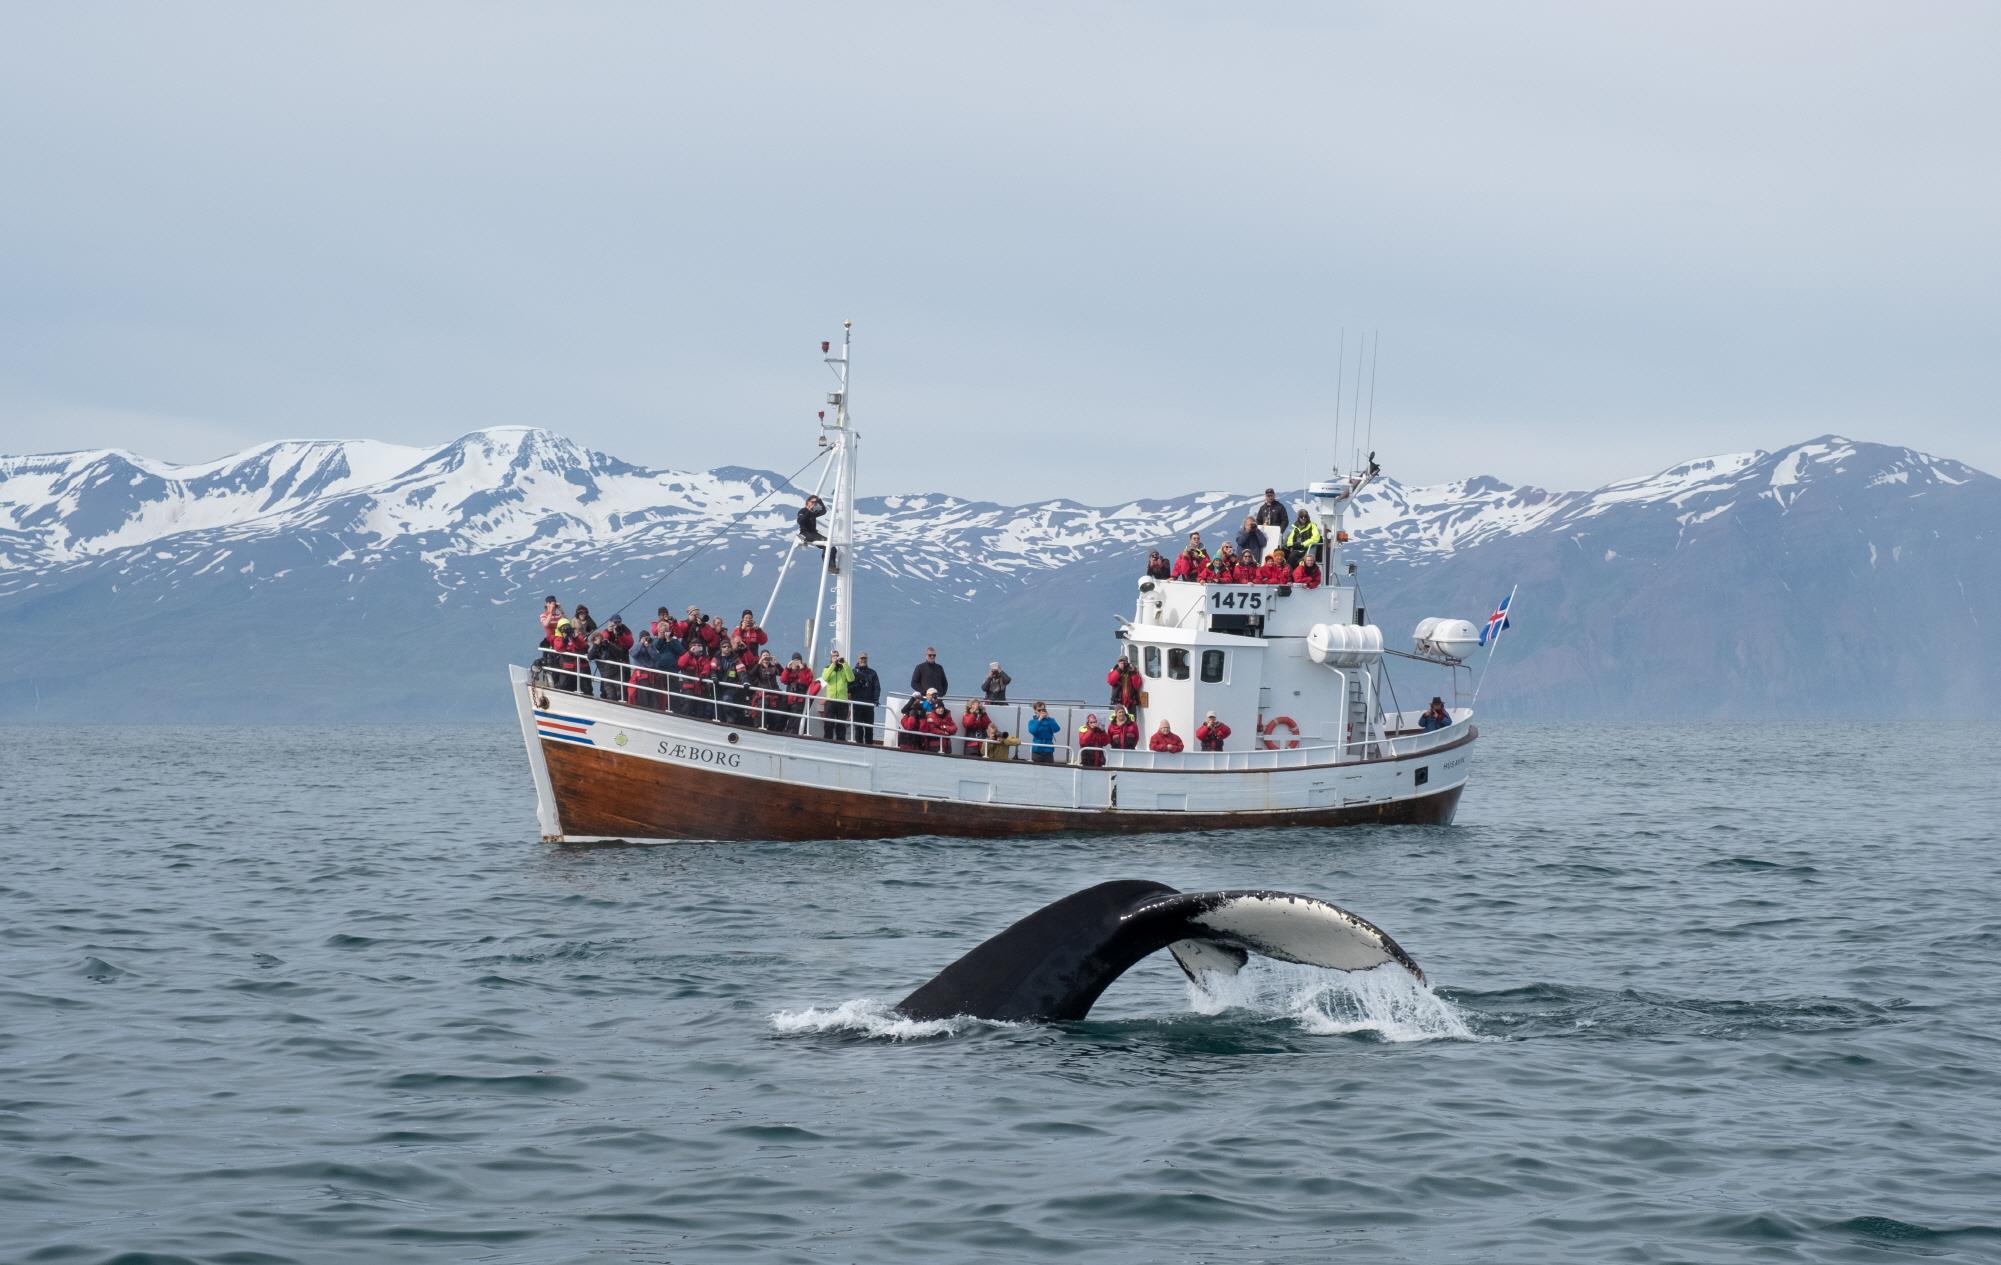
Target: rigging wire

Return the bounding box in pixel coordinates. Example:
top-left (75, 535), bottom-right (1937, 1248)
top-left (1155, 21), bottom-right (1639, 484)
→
top-left (600, 447), bottom-right (833, 622)
top-left (1366, 329), bottom-right (1379, 462)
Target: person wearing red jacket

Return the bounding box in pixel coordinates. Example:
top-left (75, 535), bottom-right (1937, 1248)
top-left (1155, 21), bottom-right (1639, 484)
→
top-left (1107, 706), bottom-right (1139, 750)
top-left (670, 605), bottom-right (703, 641)
top-left (1293, 557), bottom-right (1323, 589)
top-left (1195, 711), bottom-right (1231, 751)
top-left (735, 610), bottom-right (768, 651)
top-left (960, 699), bottom-right (993, 757)
top-left (1149, 721), bottom-right (1184, 753)
top-left (540, 596), bottom-right (567, 641)
top-left (1170, 532), bottom-right (1210, 580)
top-left (1204, 545), bottom-right (1237, 583)
top-left (920, 696), bottom-right (958, 753)
top-left (676, 641), bottom-right (718, 719)
top-left (1076, 714), bottom-right (1110, 767)
top-left (1257, 552), bottom-right (1290, 584)
top-left (1108, 658), bottom-right (1143, 711)
top-left (778, 654), bottom-right (815, 734)
top-left (537, 620), bottom-right (588, 693)
top-left (1231, 557), bottom-right (1259, 584)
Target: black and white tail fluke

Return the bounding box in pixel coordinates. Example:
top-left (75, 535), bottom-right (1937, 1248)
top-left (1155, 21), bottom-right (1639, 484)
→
top-left (895, 880), bottom-right (1422, 1023)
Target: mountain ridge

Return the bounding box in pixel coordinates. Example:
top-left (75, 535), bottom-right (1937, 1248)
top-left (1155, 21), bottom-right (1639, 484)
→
top-left (1, 429), bottom-right (1994, 721)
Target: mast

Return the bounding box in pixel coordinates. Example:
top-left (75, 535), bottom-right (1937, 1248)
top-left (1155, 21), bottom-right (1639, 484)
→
top-left (825, 321), bottom-right (858, 660)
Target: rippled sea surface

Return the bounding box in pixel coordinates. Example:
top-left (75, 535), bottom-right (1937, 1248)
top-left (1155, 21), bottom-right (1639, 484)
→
top-left (6, 723), bottom-right (2000, 1264)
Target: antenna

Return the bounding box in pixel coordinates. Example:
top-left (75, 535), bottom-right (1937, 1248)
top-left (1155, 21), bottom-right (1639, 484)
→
top-left (1366, 329), bottom-right (1379, 463)
top-left (1333, 327), bottom-right (1346, 474)
top-left (1349, 331), bottom-right (1366, 473)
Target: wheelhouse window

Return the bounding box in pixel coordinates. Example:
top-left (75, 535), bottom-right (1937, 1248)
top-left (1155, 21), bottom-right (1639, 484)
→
top-left (1200, 649), bottom-right (1226, 683)
top-left (1143, 646), bottom-right (1162, 678)
top-left (1167, 648), bottom-right (1190, 680)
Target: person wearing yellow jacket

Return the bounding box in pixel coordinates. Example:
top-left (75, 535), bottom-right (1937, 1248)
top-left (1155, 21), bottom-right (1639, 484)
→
top-left (1283, 509), bottom-right (1324, 566)
top-left (819, 650), bottom-right (856, 743)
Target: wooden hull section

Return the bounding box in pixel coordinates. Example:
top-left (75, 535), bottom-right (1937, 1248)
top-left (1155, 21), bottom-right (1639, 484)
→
top-left (539, 736), bottom-right (1465, 842)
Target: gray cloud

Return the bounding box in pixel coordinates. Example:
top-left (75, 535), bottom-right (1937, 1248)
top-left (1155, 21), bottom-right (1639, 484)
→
top-left (2, 2), bottom-right (1995, 499)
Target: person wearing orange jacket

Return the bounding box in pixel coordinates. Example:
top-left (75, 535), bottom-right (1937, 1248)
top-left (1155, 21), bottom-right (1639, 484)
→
top-left (1293, 556), bottom-right (1323, 589)
top-left (1076, 714), bottom-right (1110, 767)
top-left (1107, 706), bottom-right (1140, 750)
top-left (1195, 711), bottom-right (1232, 751)
top-left (1149, 720), bottom-right (1184, 753)
top-left (1108, 658), bottom-right (1143, 710)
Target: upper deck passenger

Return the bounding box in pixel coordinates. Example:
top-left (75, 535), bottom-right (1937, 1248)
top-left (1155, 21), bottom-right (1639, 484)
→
top-left (1255, 487), bottom-right (1291, 528)
top-left (1171, 532), bottom-right (1210, 580)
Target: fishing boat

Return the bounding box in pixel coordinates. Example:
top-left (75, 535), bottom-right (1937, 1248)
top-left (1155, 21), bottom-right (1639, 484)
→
top-left (510, 324), bottom-right (1490, 842)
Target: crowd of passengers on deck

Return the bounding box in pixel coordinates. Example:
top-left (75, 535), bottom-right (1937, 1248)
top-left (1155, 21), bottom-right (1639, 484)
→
top-left (530, 487), bottom-right (1444, 762)
top-left (1142, 488), bottom-right (1329, 588)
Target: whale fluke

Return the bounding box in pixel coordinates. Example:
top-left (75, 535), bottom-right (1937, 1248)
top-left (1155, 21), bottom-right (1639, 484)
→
top-left (895, 879), bottom-right (1422, 1022)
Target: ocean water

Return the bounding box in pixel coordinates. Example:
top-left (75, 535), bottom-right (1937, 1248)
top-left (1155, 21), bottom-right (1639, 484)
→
top-left (4, 722), bottom-right (1999, 1264)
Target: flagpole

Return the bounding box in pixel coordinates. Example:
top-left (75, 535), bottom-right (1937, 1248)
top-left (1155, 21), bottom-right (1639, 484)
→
top-left (1471, 584), bottom-right (1518, 705)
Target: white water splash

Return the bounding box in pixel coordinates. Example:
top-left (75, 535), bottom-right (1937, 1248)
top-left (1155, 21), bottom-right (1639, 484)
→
top-left (770, 998), bottom-right (1017, 1041)
top-left (1188, 961), bottom-right (1484, 1043)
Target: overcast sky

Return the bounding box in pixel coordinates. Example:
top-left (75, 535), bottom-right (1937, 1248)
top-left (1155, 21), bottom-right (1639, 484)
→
top-left (2, 3), bottom-right (1995, 501)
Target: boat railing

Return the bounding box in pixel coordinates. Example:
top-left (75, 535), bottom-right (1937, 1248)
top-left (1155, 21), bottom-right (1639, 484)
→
top-left (524, 653), bottom-right (1466, 770)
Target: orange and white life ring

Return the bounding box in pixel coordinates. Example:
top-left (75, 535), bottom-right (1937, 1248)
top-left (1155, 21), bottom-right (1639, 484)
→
top-left (1261, 715), bottom-right (1301, 749)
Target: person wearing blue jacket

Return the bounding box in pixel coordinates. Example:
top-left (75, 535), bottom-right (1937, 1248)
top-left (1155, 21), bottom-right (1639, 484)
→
top-left (1026, 701), bottom-right (1062, 765)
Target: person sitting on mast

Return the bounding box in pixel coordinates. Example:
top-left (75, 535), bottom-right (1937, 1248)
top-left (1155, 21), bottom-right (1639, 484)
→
top-left (1108, 657), bottom-right (1143, 711)
top-left (1292, 554), bottom-right (1323, 589)
top-left (1107, 706), bottom-right (1140, 750)
top-left (796, 494), bottom-right (838, 574)
top-left (960, 698), bottom-right (993, 757)
top-left (1283, 508), bottom-right (1324, 566)
top-left (1077, 714), bottom-right (1109, 768)
top-left (1170, 532), bottom-right (1210, 580)
top-left (1145, 549), bottom-right (1172, 580)
top-left (1258, 551), bottom-right (1291, 585)
top-left (1149, 720), bottom-right (1184, 753)
top-left (1195, 711), bottom-right (1232, 751)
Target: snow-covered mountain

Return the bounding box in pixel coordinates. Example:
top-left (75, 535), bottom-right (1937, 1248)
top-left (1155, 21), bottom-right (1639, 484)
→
top-left (1, 429), bottom-right (1994, 721)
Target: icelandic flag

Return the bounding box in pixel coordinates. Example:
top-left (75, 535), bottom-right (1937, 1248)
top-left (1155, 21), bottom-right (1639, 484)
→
top-left (1479, 593), bottom-right (1512, 647)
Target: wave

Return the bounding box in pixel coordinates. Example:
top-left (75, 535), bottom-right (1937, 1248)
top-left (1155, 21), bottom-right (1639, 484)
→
top-left (769, 998), bottom-right (1019, 1041)
top-left (1187, 960), bottom-right (1485, 1042)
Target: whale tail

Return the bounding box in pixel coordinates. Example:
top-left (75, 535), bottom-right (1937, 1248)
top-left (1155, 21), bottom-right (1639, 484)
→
top-left (895, 879), bottom-right (1422, 1023)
